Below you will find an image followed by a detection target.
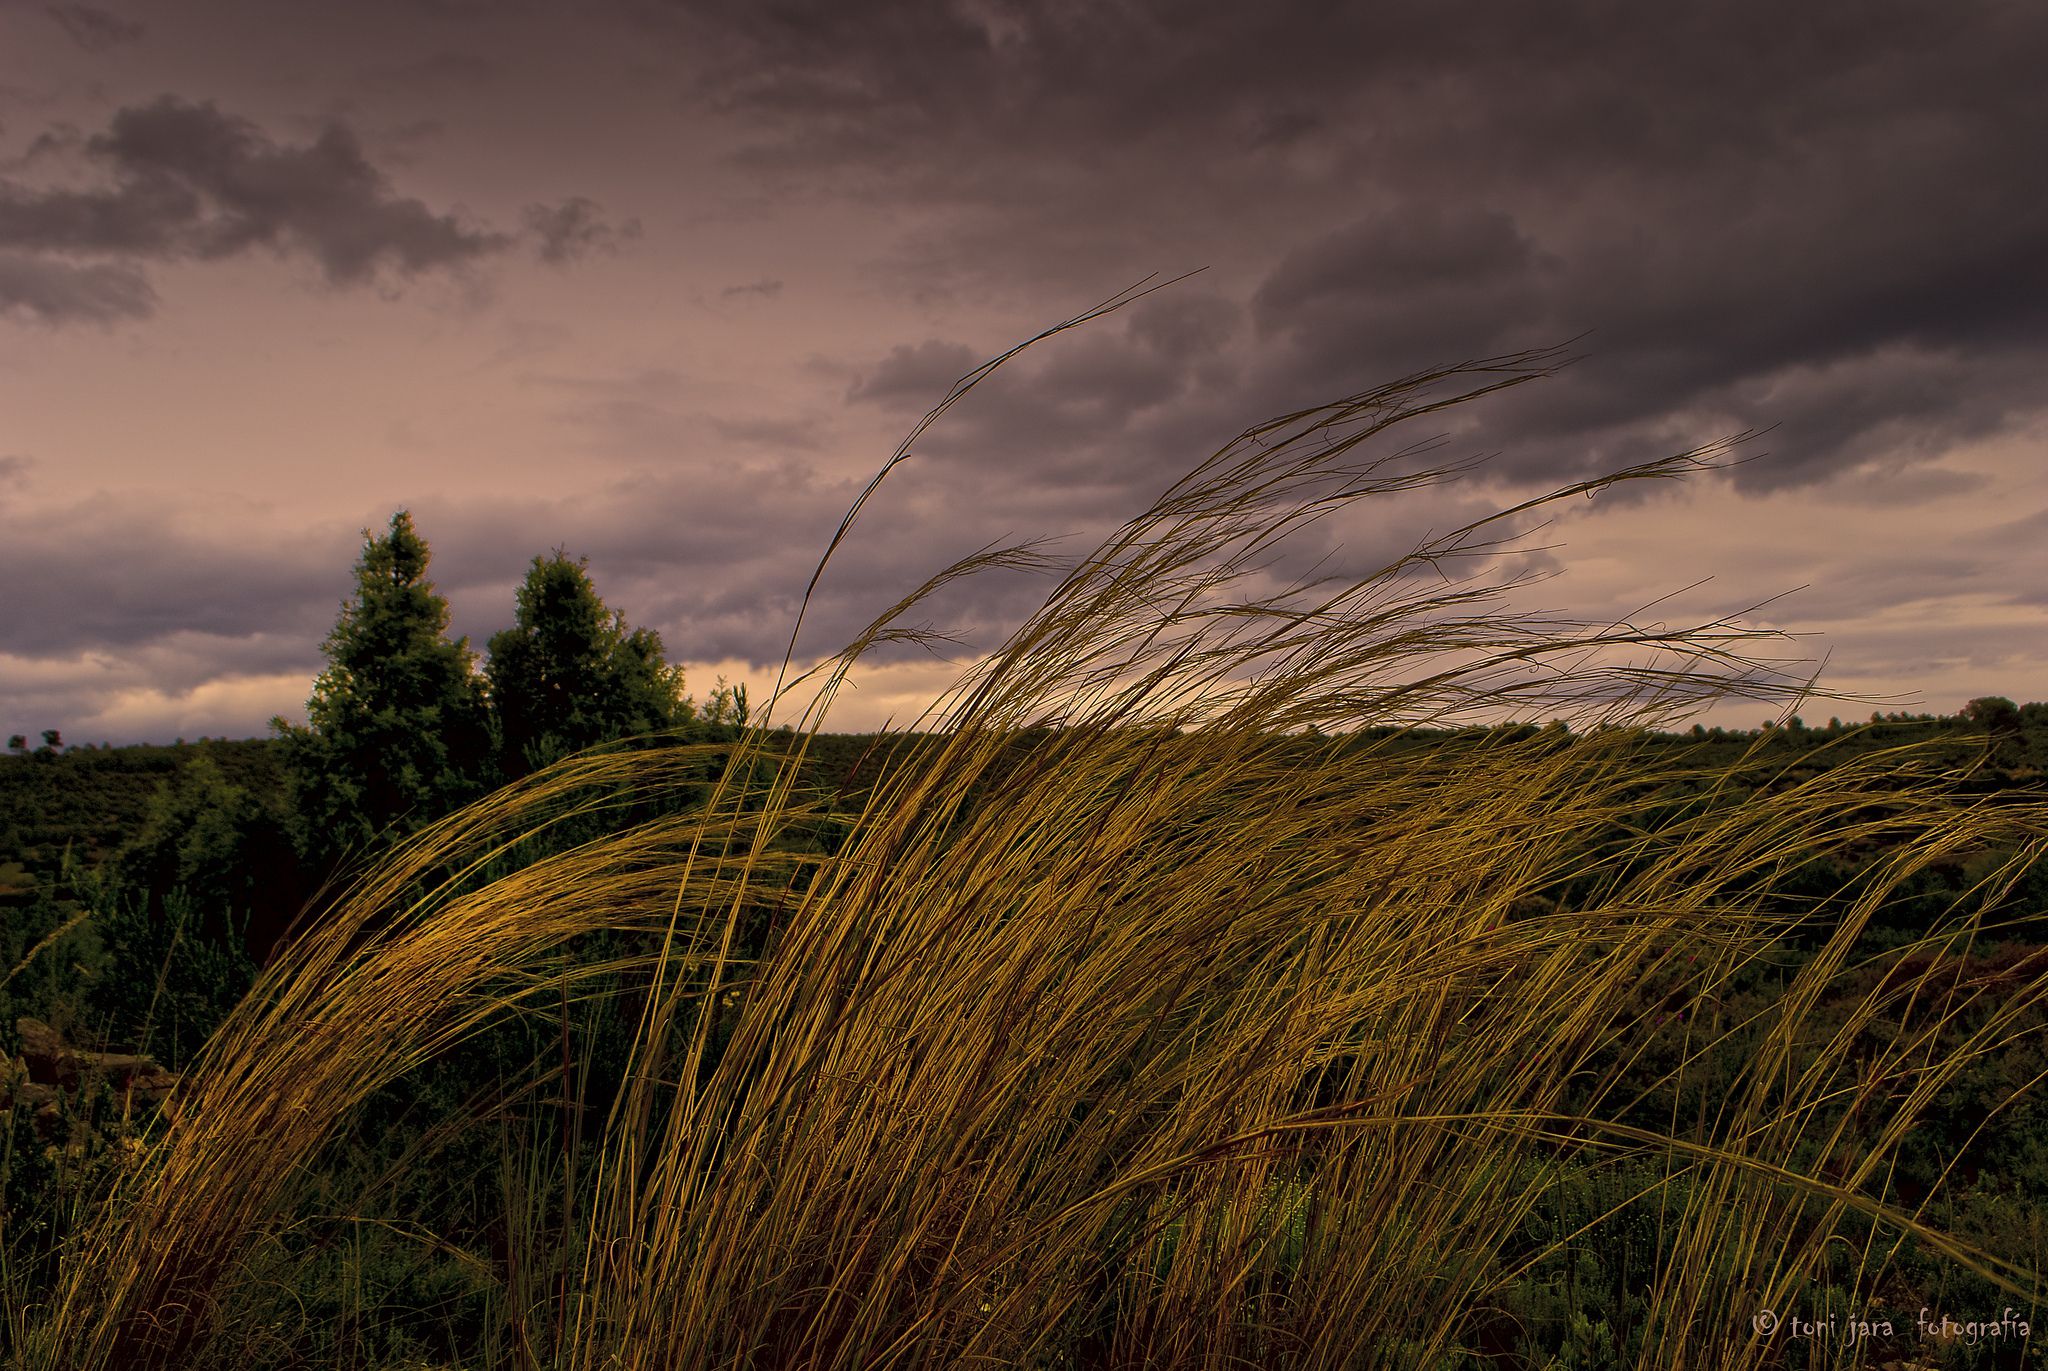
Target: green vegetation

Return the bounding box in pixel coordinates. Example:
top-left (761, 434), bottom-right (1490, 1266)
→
top-left (273, 510), bottom-right (496, 875)
top-left (3, 311), bottom-right (2047, 1367)
top-left (486, 550), bottom-right (695, 781)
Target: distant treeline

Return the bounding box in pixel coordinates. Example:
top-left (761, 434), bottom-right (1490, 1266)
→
top-left (4, 697), bottom-right (2043, 901)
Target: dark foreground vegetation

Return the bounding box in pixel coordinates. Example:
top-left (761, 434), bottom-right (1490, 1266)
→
top-left (4, 316), bottom-right (2047, 1369)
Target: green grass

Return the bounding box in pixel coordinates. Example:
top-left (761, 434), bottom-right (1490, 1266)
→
top-left (9, 292), bottom-right (2048, 1368)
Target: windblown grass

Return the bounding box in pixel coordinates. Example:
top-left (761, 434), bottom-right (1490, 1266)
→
top-left (14, 284), bottom-right (2048, 1369)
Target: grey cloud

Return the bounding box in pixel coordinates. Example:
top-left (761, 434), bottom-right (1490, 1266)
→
top-left (522, 366), bottom-right (696, 453)
top-left (358, 50), bottom-right (496, 92)
top-left (523, 196), bottom-right (639, 265)
top-left (1019, 331), bottom-right (1185, 416)
top-left (7, 1), bottom-right (2044, 733)
top-left (708, 414), bottom-right (819, 450)
top-left (1986, 505), bottom-right (2048, 544)
top-left (88, 98), bottom-right (511, 281)
top-left (121, 632), bottom-right (325, 695)
top-left (1254, 209), bottom-right (1544, 328)
top-left (832, 301), bottom-right (1304, 503)
top-left (44, 4), bottom-right (143, 52)
top-left (843, 321), bottom-right (1194, 444)
top-left (1126, 289), bottom-right (1240, 363)
top-left (1, 501), bottom-right (349, 658)
top-left (0, 249), bottom-right (155, 323)
top-left (0, 453), bottom-right (31, 487)
top-left (1714, 347), bottom-right (2042, 493)
top-left (1422, 338), bottom-right (2048, 501)
top-left (1759, 548), bottom-right (2005, 626)
top-left (654, 1), bottom-right (2045, 203)
top-left (1976, 504), bottom-right (2048, 604)
top-left (379, 118), bottom-right (449, 152)
top-left (410, 0), bottom-right (536, 17)
top-left (793, 312), bottom-right (1583, 665)
top-left (0, 166), bottom-right (200, 254)
top-left (390, 423), bottom-right (1183, 673)
top-left (1824, 466), bottom-right (1993, 508)
top-left (0, 125), bottom-right (84, 173)
top-left (0, 472), bottom-right (801, 693)
top-left (719, 276), bottom-right (782, 300)
top-left (0, 96), bottom-right (521, 308)
top-left (0, 640), bottom-right (323, 748)
top-left (846, 339), bottom-right (980, 407)
top-left (409, 462), bottom-right (861, 666)
top-left (1810, 616), bottom-right (2043, 679)
top-left (1250, 206), bottom-right (1555, 382)
top-left (626, 0), bottom-right (2048, 496)
top-left (1243, 103), bottom-right (1323, 153)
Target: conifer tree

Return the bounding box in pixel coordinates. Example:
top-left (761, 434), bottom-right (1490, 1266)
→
top-left (485, 550), bottom-right (690, 779)
top-left (273, 511), bottom-right (492, 868)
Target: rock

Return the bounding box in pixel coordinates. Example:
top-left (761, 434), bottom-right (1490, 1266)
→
top-left (13, 1079), bottom-right (59, 1108)
top-left (15, 1016), bottom-right (69, 1084)
top-left (7, 1023), bottom-right (179, 1149)
top-left (0, 1056), bottom-right (64, 1142)
top-left (13, 1017), bottom-right (178, 1102)
top-left (16, 1081), bottom-right (61, 1133)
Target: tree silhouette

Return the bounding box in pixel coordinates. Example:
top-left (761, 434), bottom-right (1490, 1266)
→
top-left (1963, 695), bottom-right (2025, 770)
top-left (485, 550), bottom-right (690, 779)
top-left (272, 512), bottom-right (492, 869)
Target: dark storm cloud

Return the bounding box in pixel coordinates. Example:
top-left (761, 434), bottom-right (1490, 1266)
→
top-left (0, 96), bottom-right (552, 312)
top-left (87, 97), bottom-right (509, 280)
top-left (1249, 207), bottom-right (1555, 377)
top-left (1125, 289), bottom-right (1240, 363)
top-left (630, 0), bottom-right (2048, 496)
top-left (523, 196), bottom-right (639, 265)
top-left (44, 3), bottom-right (143, 52)
top-left (1719, 347), bottom-right (2041, 489)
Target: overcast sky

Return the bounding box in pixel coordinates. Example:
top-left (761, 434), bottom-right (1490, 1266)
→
top-left (2, 0), bottom-right (2044, 745)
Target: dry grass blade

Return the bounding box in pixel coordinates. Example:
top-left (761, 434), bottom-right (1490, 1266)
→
top-left (19, 304), bottom-right (2048, 1371)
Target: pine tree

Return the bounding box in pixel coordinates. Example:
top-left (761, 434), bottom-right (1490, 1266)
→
top-left (272, 511), bottom-right (492, 868)
top-left (485, 550), bottom-right (690, 779)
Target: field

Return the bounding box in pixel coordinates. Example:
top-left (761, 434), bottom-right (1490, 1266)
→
top-left (5, 338), bottom-right (2048, 1369)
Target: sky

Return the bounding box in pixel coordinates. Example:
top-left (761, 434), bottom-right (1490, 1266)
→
top-left (2, 0), bottom-right (2044, 746)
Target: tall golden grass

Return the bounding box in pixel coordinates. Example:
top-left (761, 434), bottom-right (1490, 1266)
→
top-left (16, 283), bottom-right (2048, 1368)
